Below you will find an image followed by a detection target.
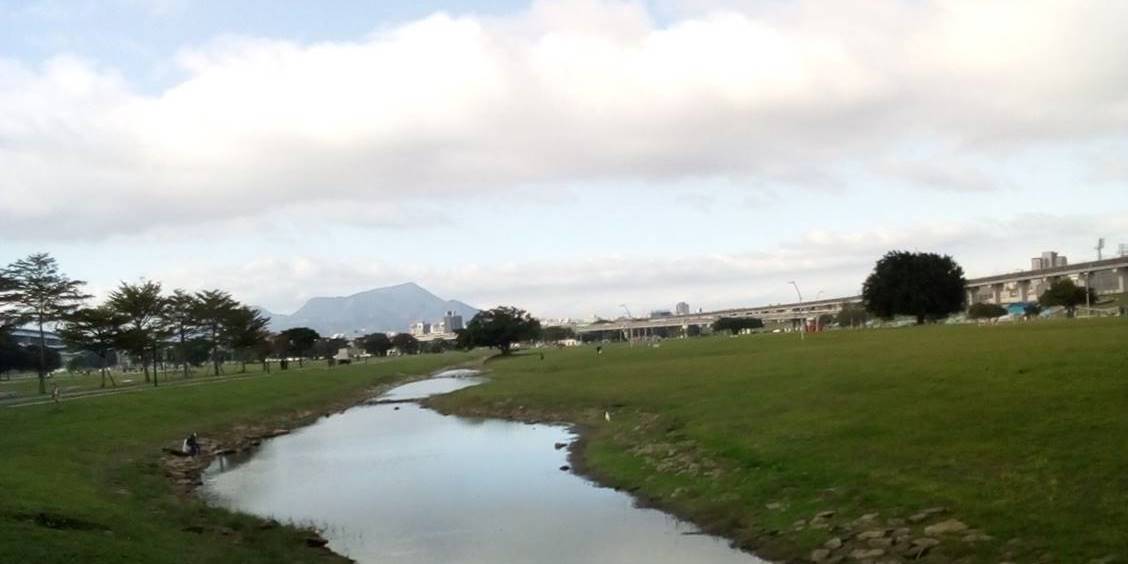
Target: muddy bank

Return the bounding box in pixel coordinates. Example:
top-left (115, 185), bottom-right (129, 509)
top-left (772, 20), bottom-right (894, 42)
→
top-left (159, 363), bottom-right (483, 559)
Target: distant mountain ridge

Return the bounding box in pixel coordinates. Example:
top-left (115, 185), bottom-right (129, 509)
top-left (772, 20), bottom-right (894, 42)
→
top-left (256, 282), bottom-right (478, 337)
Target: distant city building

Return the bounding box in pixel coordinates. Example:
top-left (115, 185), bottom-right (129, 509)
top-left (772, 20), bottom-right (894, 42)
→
top-left (675, 302), bottom-right (690, 316)
top-left (443, 311), bottom-right (464, 332)
top-left (649, 310), bottom-right (673, 318)
top-left (410, 321), bottom-right (431, 336)
top-left (1031, 251), bottom-right (1068, 271)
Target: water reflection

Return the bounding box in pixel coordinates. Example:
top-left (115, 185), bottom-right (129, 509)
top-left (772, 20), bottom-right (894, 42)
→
top-left (201, 372), bottom-right (764, 564)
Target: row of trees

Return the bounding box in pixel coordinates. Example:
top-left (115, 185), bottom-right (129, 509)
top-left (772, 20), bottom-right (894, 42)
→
top-left (1, 253), bottom-right (271, 392)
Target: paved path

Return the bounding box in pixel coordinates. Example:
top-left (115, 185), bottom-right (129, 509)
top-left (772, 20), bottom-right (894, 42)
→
top-left (2, 370), bottom-right (287, 408)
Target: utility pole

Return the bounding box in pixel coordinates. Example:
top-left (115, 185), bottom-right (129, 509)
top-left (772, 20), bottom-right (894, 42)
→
top-left (619, 304), bottom-right (634, 346)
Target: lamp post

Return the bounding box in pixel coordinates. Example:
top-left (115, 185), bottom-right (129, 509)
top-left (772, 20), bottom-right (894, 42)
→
top-left (788, 281), bottom-right (805, 340)
top-left (619, 304), bottom-right (634, 345)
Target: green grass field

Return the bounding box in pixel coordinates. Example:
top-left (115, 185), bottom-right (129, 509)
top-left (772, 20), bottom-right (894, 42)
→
top-left (0, 352), bottom-right (477, 563)
top-left (4, 321), bottom-right (1127, 563)
top-left (432, 319), bottom-right (1128, 562)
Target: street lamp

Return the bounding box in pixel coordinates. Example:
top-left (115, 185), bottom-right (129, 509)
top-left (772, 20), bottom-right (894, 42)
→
top-left (619, 304), bottom-right (634, 345)
top-left (788, 282), bottom-right (805, 340)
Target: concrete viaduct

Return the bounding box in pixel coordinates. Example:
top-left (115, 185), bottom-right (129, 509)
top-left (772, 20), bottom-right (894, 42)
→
top-left (575, 256), bottom-right (1128, 336)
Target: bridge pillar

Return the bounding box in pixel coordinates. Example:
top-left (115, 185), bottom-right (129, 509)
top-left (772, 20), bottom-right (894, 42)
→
top-left (991, 283), bottom-right (1004, 304)
top-left (1118, 268), bottom-right (1127, 293)
top-left (966, 288), bottom-right (977, 306)
top-left (1016, 279), bottom-right (1031, 302)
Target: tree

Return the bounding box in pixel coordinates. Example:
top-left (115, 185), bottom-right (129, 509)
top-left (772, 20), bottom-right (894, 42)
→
top-left (193, 290), bottom-right (239, 376)
top-left (165, 290), bottom-right (201, 379)
top-left (391, 333), bottom-right (420, 355)
top-left (1, 253), bottom-right (90, 394)
top-left (711, 317), bottom-right (764, 334)
top-left (0, 333), bottom-right (31, 379)
top-left (359, 332), bottom-right (393, 357)
top-left (279, 327), bottom-right (320, 358)
top-left (108, 281), bottom-right (169, 386)
top-left (312, 337), bottom-right (349, 359)
top-left (862, 251), bottom-right (967, 325)
top-left (462, 306), bottom-right (541, 354)
top-left (58, 306), bottom-right (126, 388)
top-left (968, 303), bottom-right (1008, 320)
top-left (1038, 278), bottom-right (1097, 317)
top-left (223, 306), bottom-right (271, 373)
top-left (541, 326), bottom-right (576, 342)
top-left (836, 303), bottom-right (869, 328)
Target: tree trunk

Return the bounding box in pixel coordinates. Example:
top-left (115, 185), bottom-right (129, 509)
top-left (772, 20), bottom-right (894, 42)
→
top-left (916, 314), bottom-right (926, 325)
top-left (153, 346), bottom-right (159, 387)
top-left (37, 318), bottom-right (47, 395)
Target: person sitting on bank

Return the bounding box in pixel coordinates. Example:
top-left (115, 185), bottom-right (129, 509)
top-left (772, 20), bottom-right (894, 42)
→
top-left (183, 433), bottom-right (200, 456)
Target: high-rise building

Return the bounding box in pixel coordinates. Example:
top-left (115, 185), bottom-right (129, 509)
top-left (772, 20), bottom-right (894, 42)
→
top-left (410, 321), bottom-right (431, 336)
top-left (1031, 251), bottom-right (1068, 270)
top-left (675, 302), bottom-right (690, 316)
top-left (443, 311), bottom-right (464, 332)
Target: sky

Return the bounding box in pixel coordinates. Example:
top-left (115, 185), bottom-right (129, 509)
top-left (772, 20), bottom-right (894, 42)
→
top-left (2, 0), bottom-right (1127, 321)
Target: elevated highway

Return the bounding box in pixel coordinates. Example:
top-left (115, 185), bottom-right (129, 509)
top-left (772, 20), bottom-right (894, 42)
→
top-left (575, 255), bottom-right (1128, 336)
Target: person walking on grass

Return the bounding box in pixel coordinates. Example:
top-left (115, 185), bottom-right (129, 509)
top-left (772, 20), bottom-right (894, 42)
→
top-left (50, 384), bottom-right (60, 404)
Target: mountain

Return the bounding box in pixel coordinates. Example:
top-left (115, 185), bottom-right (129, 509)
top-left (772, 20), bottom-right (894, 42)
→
top-left (257, 283), bottom-right (478, 337)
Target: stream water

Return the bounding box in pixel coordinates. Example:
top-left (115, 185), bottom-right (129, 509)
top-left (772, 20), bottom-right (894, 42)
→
top-left (200, 370), bottom-right (765, 563)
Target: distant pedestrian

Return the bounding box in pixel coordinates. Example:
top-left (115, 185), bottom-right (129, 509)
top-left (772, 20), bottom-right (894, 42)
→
top-left (50, 384), bottom-right (60, 404)
top-left (539, 352), bottom-right (544, 361)
top-left (596, 346), bottom-right (603, 355)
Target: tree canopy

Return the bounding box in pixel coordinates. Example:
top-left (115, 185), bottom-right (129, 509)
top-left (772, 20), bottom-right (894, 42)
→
top-left (1, 253), bottom-right (90, 392)
top-left (462, 306), bottom-right (541, 354)
top-left (58, 306), bottom-right (126, 388)
top-left (968, 302), bottom-right (1008, 320)
top-left (279, 327), bottom-right (320, 357)
top-left (711, 317), bottom-right (764, 334)
top-left (359, 332), bottom-right (393, 356)
top-left (391, 333), bottom-right (419, 355)
top-left (862, 251), bottom-right (967, 325)
top-left (1038, 278), bottom-right (1096, 317)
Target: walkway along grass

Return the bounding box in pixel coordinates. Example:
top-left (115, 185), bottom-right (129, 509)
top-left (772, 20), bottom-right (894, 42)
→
top-left (0, 352), bottom-right (478, 563)
top-left (428, 319), bottom-right (1128, 563)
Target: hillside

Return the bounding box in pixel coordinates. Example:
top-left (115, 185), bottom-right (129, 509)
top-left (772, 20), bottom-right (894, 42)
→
top-left (258, 283), bottom-right (477, 336)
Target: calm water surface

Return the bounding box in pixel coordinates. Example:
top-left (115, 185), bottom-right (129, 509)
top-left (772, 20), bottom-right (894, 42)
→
top-left (201, 371), bottom-right (765, 564)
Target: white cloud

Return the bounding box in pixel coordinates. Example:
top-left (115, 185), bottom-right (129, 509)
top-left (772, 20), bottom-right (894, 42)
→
top-left (2, 0), bottom-right (1128, 240)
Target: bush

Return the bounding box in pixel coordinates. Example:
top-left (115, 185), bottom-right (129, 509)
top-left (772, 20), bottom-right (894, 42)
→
top-left (968, 303), bottom-right (1008, 319)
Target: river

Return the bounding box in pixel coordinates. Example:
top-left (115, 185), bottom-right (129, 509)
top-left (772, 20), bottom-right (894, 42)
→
top-left (200, 370), bottom-right (765, 563)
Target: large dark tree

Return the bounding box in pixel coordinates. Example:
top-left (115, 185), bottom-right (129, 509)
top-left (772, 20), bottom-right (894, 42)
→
top-left (359, 332), bottom-right (393, 357)
top-left (390, 333), bottom-right (420, 355)
top-left (1038, 278), bottom-right (1097, 317)
top-left (193, 290), bottom-right (239, 376)
top-left (463, 306), bottom-right (541, 354)
top-left (1, 253), bottom-right (90, 394)
top-left (968, 302), bottom-right (1008, 320)
top-left (108, 281), bottom-right (169, 386)
top-left (862, 251), bottom-right (967, 325)
top-left (279, 327), bottom-right (320, 357)
top-left (312, 337), bottom-right (349, 359)
top-left (711, 317), bottom-right (764, 334)
top-left (541, 326), bottom-right (576, 342)
top-left (59, 306), bottom-right (126, 388)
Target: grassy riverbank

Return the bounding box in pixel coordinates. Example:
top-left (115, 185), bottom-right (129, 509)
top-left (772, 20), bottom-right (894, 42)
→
top-left (0, 352), bottom-right (476, 563)
top-left (431, 319), bottom-right (1128, 563)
